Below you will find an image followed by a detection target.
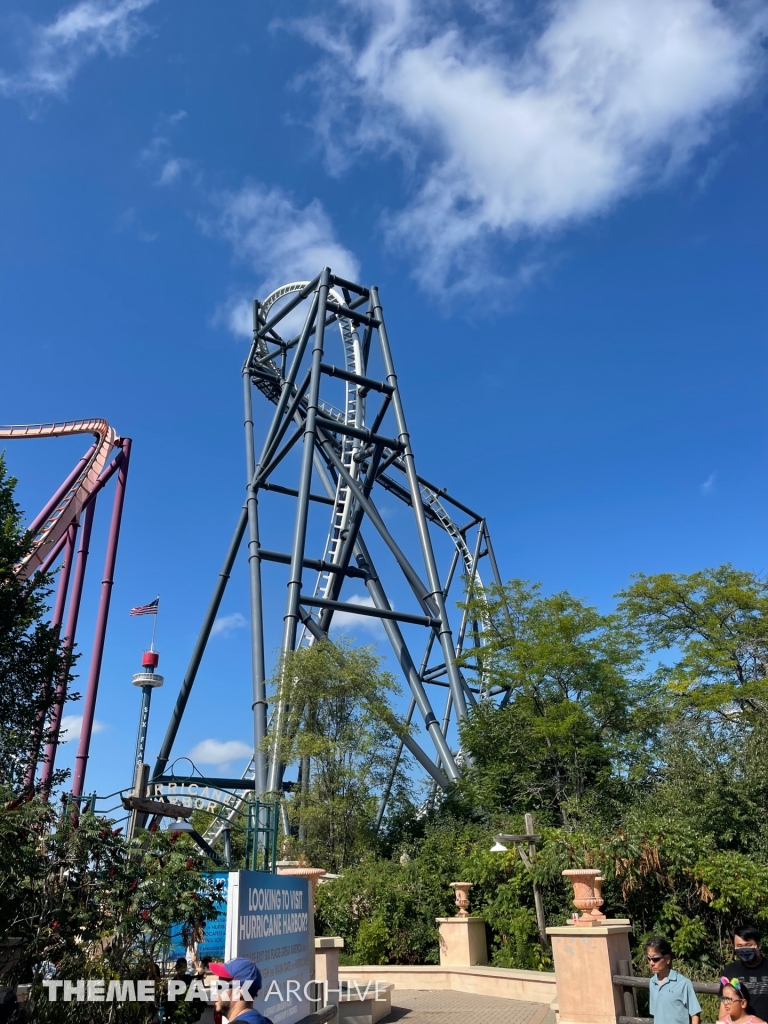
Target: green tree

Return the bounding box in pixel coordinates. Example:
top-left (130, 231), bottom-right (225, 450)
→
top-left (315, 814), bottom-right (553, 969)
top-left (0, 453), bottom-right (74, 792)
top-left (268, 638), bottom-right (412, 871)
top-left (0, 456), bottom-right (223, 1019)
top-left (456, 580), bottom-right (653, 826)
top-left (1, 797), bottom-right (220, 1022)
top-left (617, 565), bottom-right (768, 714)
top-left (315, 570), bottom-right (768, 978)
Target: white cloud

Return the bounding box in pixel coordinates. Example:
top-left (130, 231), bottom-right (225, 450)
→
top-left (135, 112), bottom-right (357, 338)
top-left (157, 157), bottom-right (192, 186)
top-left (0, 0), bottom-right (155, 100)
top-left (213, 294), bottom-right (254, 339)
top-left (298, 0), bottom-right (767, 292)
top-left (211, 611), bottom-right (247, 637)
top-left (204, 181), bottom-right (360, 335)
top-left (138, 110), bottom-right (192, 185)
top-left (701, 472), bottom-right (716, 495)
top-left (187, 739), bottom-right (252, 766)
top-left (59, 714), bottom-right (105, 743)
top-left (329, 593), bottom-right (386, 638)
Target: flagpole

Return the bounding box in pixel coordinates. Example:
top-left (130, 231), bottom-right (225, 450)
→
top-left (150, 595), bottom-right (160, 652)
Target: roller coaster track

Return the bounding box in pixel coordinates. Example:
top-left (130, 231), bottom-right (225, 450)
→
top-left (1, 417), bottom-right (129, 800)
top-left (202, 279), bottom-right (493, 843)
top-left (256, 282), bottom-right (488, 648)
top-left (0, 418), bottom-right (117, 579)
top-left (202, 285), bottom-right (367, 842)
top-left (258, 283), bottom-right (365, 646)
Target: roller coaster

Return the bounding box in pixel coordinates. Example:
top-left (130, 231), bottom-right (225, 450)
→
top-left (150, 269), bottom-right (506, 842)
top-left (7, 270), bottom-right (505, 841)
top-left (0, 419), bottom-right (130, 798)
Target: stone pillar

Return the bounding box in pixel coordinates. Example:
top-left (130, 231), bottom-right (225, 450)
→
top-left (315, 936), bottom-right (344, 1004)
top-left (436, 917), bottom-right (488, 966)
top-left (546, 921), bottom-right (632, 1024)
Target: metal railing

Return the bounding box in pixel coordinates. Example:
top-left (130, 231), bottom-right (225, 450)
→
top-left (244, 799), bottom-right (279, 872)
top-left (614, 963), bottom-right (720, 1024)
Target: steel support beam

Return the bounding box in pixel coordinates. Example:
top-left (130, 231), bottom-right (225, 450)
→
top-left (370, 287), bottom-right (467, 721)
top-left (152, 506), bottom-right (248, 781)
top-left (316, 444), bottom-right (384, 634)
top-left (300, 594), bottom-right (438, 628)
top-left (258, 549), bottom-right (368, 578)
top-left (72, 437), bottom-right (132, 799)
top-left (152, 271), bottom-right (503, 819)
top-left (28, 442), bottom-right (97, 536)
top-left (319, 363), bottom-right (393, 395)
top-left (267, 269), bottom-right (330, 794)
top-left (315, 426), bottom-right (436, 617)
top-left (244, 326), bottom-right (268, 796)
top-left (375, 696), bottom-right (415, 832)
top-left (354, 539), bottom-right (459, 781)
top-left (24, 518), bottom-right (78, 793)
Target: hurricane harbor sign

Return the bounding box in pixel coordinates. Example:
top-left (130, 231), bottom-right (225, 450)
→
top-left (150, 782), bottom-right (241, 815)
top-left (226, 870), bottom-right (313, 1024)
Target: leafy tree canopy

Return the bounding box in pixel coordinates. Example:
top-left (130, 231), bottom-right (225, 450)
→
top-left (456, 579), bottom-right (656, 826)
top-left (269, 638), bottom-right (412, 872)
top-left (0, 453), bottom-right (74, 793)
top-left (616, 565), bottom-right (768, 714)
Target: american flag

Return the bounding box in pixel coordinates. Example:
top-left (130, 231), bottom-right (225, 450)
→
top-left (129, 597), bottom-right (159, 617)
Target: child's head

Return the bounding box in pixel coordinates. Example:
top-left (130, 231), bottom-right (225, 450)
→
top-left (720, 977), bottom-right (749, 1019)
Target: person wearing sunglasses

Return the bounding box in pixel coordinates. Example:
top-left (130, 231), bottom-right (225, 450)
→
top-left (646, 936), bottom-right (701, 1024)
top-left (721, 927), bottom-right (768, 1020)
top-left (718, 977), bottom-right (765, 1023)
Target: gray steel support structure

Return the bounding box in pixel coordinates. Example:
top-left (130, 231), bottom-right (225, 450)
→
top-left (152, 270), bottom-right (503, 832)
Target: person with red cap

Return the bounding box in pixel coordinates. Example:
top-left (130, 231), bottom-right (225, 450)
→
top-left (209, 959), bottom-right (271, 1024)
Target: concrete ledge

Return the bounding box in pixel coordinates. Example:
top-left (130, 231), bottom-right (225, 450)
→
top-left (546, 922), bottom-right (631, 937)
top-left (338, 964), bottom-right (557, 1005)
top-left (337, 981), bottom-right (393, 1024)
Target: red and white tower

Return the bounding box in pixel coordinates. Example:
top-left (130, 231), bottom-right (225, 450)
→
top-left (131, 649), bottom-right (163, 786)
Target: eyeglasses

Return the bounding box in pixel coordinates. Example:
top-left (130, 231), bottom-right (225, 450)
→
top-left (647, 955), bottom-right (666, 963)
top-left (721, 997), bottom-right (743, 1005)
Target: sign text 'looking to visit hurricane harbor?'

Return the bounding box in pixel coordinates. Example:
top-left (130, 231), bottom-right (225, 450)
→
top-left (226, 871), bottom-right (311, 1024)
top-left (240, 883), bottom-right (309, 940)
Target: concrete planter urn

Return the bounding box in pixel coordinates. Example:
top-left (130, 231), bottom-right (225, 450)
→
top-left (591, 876), bottom-right (606, 920)
top-left (449, 882), bottom-right (473, 918)
top-left (562, 868), bottom-right (604, 925)
top-left (276, 863), bottom-right (327, 909)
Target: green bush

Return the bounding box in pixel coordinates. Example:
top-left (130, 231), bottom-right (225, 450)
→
top-left (315, 817), bottom-right (552, 969)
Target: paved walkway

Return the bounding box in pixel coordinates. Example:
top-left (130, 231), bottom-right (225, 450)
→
top-left (202, 990), bottom-right (556, 1023)
top-left (388, 990), bottom-right (555, 1024)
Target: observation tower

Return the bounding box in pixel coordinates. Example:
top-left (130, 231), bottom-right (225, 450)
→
top-left (131, 649), bottom-right (163, 788)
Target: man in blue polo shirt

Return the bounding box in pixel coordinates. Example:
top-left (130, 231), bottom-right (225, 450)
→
top-left (646, 937), bottom-right (701, 1024)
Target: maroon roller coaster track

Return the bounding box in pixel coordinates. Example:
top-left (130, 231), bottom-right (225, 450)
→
top-left (0, 419), bottom-right (131, 801)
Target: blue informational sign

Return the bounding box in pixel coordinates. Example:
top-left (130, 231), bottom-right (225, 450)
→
top-left (225, 870), bottom-right (312, 1024)
top-left (168, 871), bottom-right (229, 961)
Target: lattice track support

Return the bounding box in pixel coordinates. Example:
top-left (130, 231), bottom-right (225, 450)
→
top-left (153, 269), bottom-right (507, 831)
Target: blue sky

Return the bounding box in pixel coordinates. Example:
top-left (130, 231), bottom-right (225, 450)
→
top-left (1, 0), bottom-right (766, 803)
